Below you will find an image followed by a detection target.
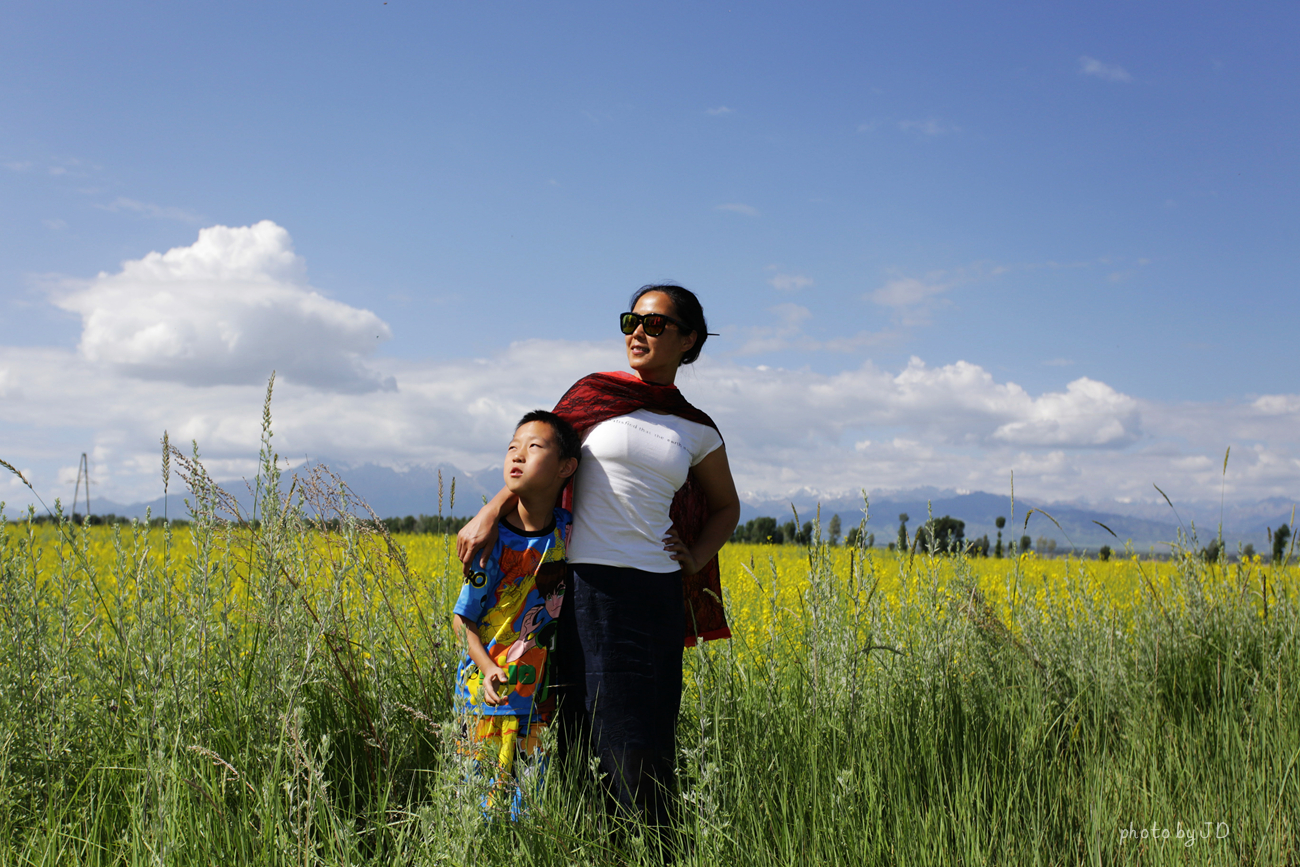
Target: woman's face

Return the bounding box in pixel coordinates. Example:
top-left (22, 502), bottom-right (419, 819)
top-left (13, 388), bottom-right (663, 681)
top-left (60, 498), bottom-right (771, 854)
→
top-left (625, 291), bottom-right (697, 384)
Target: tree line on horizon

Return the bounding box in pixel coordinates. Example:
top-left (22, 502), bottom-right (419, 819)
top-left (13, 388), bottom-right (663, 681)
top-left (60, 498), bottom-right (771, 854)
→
top-left (13, 509), bottom-right (1296, 563)
top-left (730, 511), bottom-right (1296, 563)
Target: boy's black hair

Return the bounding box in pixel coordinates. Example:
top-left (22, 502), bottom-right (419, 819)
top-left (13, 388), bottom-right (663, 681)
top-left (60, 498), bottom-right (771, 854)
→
top-left (516, 409), bottom-right (581, 463)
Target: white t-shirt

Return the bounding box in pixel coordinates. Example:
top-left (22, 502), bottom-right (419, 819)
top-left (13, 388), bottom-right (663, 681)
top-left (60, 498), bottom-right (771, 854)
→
top-left (567, 409), bottom-right (725, 573)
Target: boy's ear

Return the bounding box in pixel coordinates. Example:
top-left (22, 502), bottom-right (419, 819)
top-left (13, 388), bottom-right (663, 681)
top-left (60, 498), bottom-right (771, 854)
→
top-left (559, 457), bottom-right (578, 480)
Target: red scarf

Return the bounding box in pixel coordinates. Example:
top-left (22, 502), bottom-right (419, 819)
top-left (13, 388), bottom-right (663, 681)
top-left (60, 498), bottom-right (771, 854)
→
top-left (553, 371), bottom-right (731, 646)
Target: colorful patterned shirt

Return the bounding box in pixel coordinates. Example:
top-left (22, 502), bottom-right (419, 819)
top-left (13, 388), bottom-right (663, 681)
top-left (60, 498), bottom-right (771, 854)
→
top-left (453, 508), bottom-right (570, 720)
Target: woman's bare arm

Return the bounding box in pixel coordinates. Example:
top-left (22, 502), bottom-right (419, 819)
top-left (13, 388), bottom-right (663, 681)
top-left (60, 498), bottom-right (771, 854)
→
top-left (663, 445), bottom-right (741, 575)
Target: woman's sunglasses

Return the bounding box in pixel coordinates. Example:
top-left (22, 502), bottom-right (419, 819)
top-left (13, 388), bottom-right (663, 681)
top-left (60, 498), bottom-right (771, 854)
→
top-left (619, 311), bottom-right (690, 337)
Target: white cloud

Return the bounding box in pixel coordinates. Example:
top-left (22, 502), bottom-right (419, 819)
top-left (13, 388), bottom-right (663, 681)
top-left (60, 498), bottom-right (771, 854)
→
top-left (0, 339), bottom-right (620, 505)
top-left (1252, 394), bottom-right (1300, 415)
top-left (885, 360), bottom-right (1138, 447)
top-left (97, 197), bottom-right (202, 222)
top-left (866, 262), bottom-right (1017, 327)
top-left (53, 221), bottom-right (394, 393)
top-left (859, 118), bottom-right (958, 136)
top-left (991, 377), bottom-right (1139, 447)
top-left (870, 275), bottom-right (951, 308)
top-left (706, 106), bottom-right (734, 115)
top-left (4, 227), bottom-right (1298, 513)
top-left (684, 355), bottom-right (1270, 505)
top-left (868, 273), bottom-right (956, 326)
top-left (768, 273), bottom-right (813, 292)
top-left (731, 291), bottom-right (900, 355)
top-left (898, 118), bottom-right (958, 136)
top-left (715, 203), bottom-right (760, 217)
top-left (1144, 395), bottom-right (1300, 448)
top-left (1080, 56), bottom-right (1131, 82)
top-left (2, 341), bottom-right (1298, 510)
top-left (690, 356), bottom-right (1143, 459)
top-left (733, 304), bottom-right (814, 355)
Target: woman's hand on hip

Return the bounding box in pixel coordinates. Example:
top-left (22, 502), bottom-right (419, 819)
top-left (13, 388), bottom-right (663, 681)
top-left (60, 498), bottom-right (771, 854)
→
top-left (663, 527), bottom-right (702, 576)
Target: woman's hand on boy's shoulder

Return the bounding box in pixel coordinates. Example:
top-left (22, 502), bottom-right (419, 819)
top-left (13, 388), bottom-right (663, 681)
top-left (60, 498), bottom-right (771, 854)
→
top-left (457, 511), bottom-right (499, 575)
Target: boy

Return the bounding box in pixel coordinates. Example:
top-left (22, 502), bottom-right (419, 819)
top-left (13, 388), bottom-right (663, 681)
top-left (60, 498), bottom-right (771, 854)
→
top-left (452, 409), bottom-right (579, 818)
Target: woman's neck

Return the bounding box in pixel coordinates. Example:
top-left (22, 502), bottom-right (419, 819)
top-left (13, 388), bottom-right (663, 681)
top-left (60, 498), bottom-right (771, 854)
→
top-left (633, 366), bottom-right (678, 386)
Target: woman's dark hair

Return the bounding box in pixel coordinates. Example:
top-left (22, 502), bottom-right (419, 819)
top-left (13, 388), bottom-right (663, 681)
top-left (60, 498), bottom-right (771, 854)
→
top-left (629, 283), bottom-right (708, 365)
top-left (516, 409), bottom-right (581, 463)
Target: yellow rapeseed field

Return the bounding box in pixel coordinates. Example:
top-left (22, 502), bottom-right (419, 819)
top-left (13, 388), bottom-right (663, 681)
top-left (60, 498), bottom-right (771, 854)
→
top-left (722, 542), bottom-right (1293, 658)
top-left (3, 519), bottom-right (1297, 865)
top-left (10, 524), bottom-right (1292, 662)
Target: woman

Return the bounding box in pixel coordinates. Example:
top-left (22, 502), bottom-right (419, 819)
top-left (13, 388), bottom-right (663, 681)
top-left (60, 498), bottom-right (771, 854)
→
top-left (456, 284), bottom-right (740, 831)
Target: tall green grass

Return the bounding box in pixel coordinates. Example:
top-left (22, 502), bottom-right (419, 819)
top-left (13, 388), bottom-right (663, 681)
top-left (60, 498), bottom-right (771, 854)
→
top-left (1, 401), bottom-right (1296, 864)
top-left (681, 531), bottom-right (1298, 865)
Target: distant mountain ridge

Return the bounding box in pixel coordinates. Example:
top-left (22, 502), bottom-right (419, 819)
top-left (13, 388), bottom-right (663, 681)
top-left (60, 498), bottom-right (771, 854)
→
top-left (79, 459), bottom-right (1295, 554)
top-left (84, 460), bottom-right (500, 525)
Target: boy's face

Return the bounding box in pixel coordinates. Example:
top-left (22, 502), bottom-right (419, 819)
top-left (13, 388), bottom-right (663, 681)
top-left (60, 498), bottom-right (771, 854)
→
top-left (503, 421), bottom-right (575, 496)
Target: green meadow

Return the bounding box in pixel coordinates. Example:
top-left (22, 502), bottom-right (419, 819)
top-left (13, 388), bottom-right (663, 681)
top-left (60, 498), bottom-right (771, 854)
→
top-left (1, 425), bottom-right (1296, 865)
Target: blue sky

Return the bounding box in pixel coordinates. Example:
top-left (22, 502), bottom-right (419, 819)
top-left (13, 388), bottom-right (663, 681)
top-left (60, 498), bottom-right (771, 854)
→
top-left (2, 1), bottom-right (1298, 512)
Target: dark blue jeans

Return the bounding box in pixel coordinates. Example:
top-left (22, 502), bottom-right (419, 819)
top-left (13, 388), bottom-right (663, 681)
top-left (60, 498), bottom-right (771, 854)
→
top-left (554, 563), bottom-right (684, 832)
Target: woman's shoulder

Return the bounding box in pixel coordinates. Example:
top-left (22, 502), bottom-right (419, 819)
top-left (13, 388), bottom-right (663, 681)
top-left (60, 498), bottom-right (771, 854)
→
top-left (571, 370), bottom-right (639, 388)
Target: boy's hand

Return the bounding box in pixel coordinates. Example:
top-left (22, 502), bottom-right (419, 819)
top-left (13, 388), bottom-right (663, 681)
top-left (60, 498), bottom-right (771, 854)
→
top-left (480, 663), bottom-right (510, 706)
